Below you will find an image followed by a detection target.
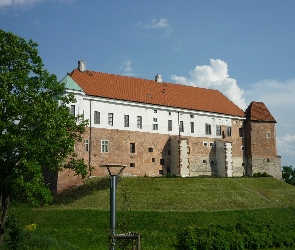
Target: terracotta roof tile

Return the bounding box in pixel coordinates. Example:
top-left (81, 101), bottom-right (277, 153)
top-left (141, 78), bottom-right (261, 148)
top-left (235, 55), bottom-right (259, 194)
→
top-left (245, 101), bottom-right (276, 122)
top-left (69, 69), bottom-right (245, 117)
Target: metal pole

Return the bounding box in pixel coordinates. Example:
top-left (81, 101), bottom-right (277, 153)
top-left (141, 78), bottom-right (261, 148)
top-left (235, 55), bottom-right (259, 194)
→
top-left (110, 175), bottom-right (117, 250)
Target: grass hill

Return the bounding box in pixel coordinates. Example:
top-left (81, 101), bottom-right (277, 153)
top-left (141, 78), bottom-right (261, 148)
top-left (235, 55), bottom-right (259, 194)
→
top-left (8, 177), bottom-right (295, 249)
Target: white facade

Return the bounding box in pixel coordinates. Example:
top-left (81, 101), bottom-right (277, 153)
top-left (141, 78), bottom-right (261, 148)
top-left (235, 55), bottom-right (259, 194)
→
top-left (68, 93), bottom-right (244, 139)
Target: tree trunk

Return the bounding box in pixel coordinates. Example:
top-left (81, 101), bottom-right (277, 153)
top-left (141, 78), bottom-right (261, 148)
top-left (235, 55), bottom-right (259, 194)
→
top-left (0, 194), bottom-right (10, 245)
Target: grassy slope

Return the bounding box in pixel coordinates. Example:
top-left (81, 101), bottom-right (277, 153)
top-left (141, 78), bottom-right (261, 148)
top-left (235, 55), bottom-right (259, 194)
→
top-left (9, 177), bottom-right (295, 249)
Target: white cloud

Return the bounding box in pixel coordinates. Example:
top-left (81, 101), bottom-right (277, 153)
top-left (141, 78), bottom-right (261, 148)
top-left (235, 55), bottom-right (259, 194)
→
top-left (0, 0), bottom-right (74, 8)
top-left (171, 59), bottom-right (247, 110)
top-left (144, 18), bottom-right (169, 29)
top-left (0, 0), bottom-right (41, 8)
top-left (120, 60), bottom-right (135, 76)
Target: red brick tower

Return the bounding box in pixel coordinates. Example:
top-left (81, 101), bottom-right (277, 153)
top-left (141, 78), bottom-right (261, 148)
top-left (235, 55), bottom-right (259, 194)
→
top-left (244, 102), bottom-right (281, 178)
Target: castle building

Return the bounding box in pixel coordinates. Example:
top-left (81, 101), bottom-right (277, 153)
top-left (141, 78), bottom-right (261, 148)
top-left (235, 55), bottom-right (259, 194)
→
top-left (50, 61), bottom-right (281, 191)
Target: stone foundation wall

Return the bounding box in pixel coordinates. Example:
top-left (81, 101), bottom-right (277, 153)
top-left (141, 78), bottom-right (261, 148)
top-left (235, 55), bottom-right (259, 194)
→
top-left (247, 157), bottom-right (282, 179)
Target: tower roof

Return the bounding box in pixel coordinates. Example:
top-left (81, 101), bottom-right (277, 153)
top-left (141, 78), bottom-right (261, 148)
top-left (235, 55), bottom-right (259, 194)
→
top-left (245, 101), bottom-right (276, 122)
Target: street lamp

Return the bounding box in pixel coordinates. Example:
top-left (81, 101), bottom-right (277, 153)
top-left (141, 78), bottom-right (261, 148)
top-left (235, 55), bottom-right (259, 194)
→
top-left (101, 164), bottom-right (126, 250)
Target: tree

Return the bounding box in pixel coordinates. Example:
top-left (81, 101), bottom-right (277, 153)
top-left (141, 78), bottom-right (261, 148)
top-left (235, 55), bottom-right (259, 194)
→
top-left (0, 30), bottom-right (88, 245)
top-left (282, 166), bottom-right (295, 186)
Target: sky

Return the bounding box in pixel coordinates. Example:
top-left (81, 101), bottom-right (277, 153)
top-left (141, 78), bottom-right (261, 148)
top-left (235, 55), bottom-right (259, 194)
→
top-left (1, 0), bottom-right (295, 167)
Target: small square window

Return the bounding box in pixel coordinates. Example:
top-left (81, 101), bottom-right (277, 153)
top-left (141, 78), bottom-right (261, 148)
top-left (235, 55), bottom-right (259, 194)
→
top-left (203, 142), bottom-right (208, 147)
top-left (203, 160), bottom-right (207, 164)
top-left (241, 146), bottom-right (245, 151)
top-left (148, 147), bottom-right (153, 152)
top-left (152, 158), bottom-right (155, 162)
top-left (160, 159), bottom-right (164, 165)
top-left (210, 161), bottom-right (214, 165)
top-left (153, 124), bottom-right (158, 130)
top-left (190, 114), bottom-right (194, 118)
top-left (159, 170), bottom-right (163, 175)
top-left (130, 163), bottom-right (135, 168)
top-left (267, 132), bottom-right (271, 138)
top-left (153, 117), bottom-right (157, 122)
top-left (154, 110), bottom-right (157, 113)
top-left (168, 112), bottom-right (171, 115)
top-left (209, 142), bottom-right (214, 147)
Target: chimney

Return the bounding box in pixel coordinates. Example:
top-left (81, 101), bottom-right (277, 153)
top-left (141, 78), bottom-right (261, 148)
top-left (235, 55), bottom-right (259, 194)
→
top-left (78, 60), bottom-right (86, 72)
top-left (155, 74), bottom-right (162, 83)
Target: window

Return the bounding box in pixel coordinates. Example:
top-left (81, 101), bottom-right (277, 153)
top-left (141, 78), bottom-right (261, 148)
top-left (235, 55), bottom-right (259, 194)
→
top-left (137, 116), bottom-right (142, 129)
top-left (152, 158), bottom-right (155, 162)
top-left (209, 142), bottom-right (214, 147)
top-left (227, 126), bottom-right (232, 136)
top-left (267, 132), bottom-right (271, 138)
top-left (205, 123), bottom-right (211, 135)
top-left (153, 124), bottom-right (158, 130)
top-left (203, 160), bottom-right (207, 164)
top-left (190, 122), bottom-right (194, 133)
top-left (108, 113), bottom-right (114, 126)
top-left (94, 111), bottom-right (100, 124)
top-left (203, 142), bottom-right (208, 147)
top-left (101, 140), bottom-right (109, 153)
top-left (148, 147), bottom-right (153, 152)
top-left (154, 110), bottom-right (157, 113)
top-left (216, 125), bottom-right (221, 136)
top-left (84, 139), bottom-right (89, 151)
top-left (179, 121), bottom-right (184, 132)
top-left (153, 117), bottom-right (157, 122)
top-left (168, 112), bottom-right (171, 115)
top-left (130, 143), bottom-right (135, 153)
top-left (239, 127), bottom-right (244, 137)
top-left (124, 115), bottom-right (129, 127)
top-left (241, 146), bottom-right (245, 151)
top-left (190, 114), bottom-right (194, 118)
top-left (130, 163), bottom-right (135, 168)
top-left (210, 160), bottom-right (214, 165)
top-left (168, 120), bottom-right (172, 131)
top-left (70, 105), bottom-right (75, 116)
top-left (160, 159), bottom-right (165, 165)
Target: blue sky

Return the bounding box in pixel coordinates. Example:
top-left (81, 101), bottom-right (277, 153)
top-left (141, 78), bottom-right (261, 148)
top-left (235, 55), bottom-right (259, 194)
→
top-left (1, 0), bottom-right (295, 167)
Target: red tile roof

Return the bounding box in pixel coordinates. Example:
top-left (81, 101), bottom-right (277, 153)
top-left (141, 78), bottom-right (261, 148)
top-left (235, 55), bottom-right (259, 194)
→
top-left (245, 101), bottom-right (276, 122)
top-left (69, 69), bottom-right (245, 117)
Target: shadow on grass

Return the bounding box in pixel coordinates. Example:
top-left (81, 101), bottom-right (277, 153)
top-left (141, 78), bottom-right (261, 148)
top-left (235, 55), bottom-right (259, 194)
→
top-left (52, 177), bottom-right (110, 205)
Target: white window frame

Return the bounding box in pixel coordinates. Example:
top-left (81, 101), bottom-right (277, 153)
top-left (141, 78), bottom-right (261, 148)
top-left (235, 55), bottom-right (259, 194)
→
top-left (137, 116), bottom-right (142, 129)
top-left (108, 113), bottom-right (114, 126)
top-left (101, 140), bottom-right (109, 153)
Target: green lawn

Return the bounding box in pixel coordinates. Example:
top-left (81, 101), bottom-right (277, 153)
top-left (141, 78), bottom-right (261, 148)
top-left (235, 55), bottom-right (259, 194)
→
top-left (6, 177), bottom-right (295, 249)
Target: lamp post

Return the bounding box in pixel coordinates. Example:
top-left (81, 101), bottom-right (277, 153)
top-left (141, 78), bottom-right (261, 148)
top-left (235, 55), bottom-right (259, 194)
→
top-left (101, 164), bottom-right (126, 250)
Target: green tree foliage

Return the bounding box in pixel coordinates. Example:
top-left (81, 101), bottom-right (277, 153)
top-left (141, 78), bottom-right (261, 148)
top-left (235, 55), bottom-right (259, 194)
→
top-left (0, 30), bottom-right (88, 245)
top-left (282, 166), bottom-right (295, 186)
